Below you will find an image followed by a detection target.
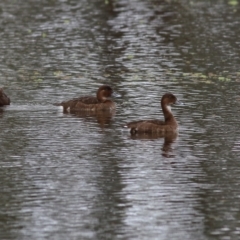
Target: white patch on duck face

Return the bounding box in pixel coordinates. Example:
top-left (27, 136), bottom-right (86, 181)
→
top-left (101, 97), bottom-right (106, 101)
top-left (67, 107), bottom-right (70, 112)
top-left (166, 105), bottom-right (172, 112)
top-left (57, 105), bottom-right (64, 111)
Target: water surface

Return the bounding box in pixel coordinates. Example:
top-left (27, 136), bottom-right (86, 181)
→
top-left (1, 0), bottom-right (240, 239)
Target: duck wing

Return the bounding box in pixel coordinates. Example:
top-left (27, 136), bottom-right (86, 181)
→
top-left (73, 96), bottom-right (99, 104)
top-left (54, 96), bottom-right (98, 106)
top-left (126, 119), bottom-right (165, 128)
top-left (54, 96), bottom-right (99, 110)
top-left (125, 119), bottom-right (167, 134)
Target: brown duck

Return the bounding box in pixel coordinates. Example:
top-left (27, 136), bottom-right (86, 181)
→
top-left (125, 93), bottom-right (181, 134)
top-left (55, 85), bottom-right (116, 113)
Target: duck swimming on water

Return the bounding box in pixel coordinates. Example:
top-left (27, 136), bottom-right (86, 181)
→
top-left (125, 93), bottom-right (181, 134)
top-left (55, 85), bottom-right (116, 113)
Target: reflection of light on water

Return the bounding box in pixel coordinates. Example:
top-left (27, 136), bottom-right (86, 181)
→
top-left (232, 140), bottom-right (240, 152)
top-left (2, 104), bottom-right (57, 112)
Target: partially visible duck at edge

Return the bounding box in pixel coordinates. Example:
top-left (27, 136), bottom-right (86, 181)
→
top-left (0, 88), bottom-right (10, 107)
top-left (125, 93), bottom-right (181, 134)
top-left (55, 85), bottom-right (116, 113)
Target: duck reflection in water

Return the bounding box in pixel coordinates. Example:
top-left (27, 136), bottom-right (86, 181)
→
top-left (0, 108), bottom-right (4, 117)
top-left (72, 110), bottom-right (115, 128)
top-left (130, 132), bottom-right (177, 158)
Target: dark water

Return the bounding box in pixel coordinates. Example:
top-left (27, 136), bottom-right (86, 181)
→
top-left (1, 0), bottom-right (240, 239)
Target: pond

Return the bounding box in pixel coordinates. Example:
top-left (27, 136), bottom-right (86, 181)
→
top-left (1, 0), bottom-right (240, 239)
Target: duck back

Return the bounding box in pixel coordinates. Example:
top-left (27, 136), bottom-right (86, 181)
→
top-left (60, 96), bottom-right (115, 113)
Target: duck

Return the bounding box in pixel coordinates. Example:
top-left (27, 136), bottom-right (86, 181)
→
top-left (55, 85), bottom-right (116, 113)
top-left (0, 88), bottom-right (10, 107)
top-left (125, 93), bottom-right (181, 134)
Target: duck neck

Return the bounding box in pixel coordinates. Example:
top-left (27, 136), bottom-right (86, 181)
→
top-left (97, 91), bottom-right (107, 102)
top-left (161, 102), bottom-right (175, 123)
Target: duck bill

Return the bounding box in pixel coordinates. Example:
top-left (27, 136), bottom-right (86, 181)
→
top-left (175, 99), bottom-right (184, 105)
top-left (112, 92), bottom-right (121, 98)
